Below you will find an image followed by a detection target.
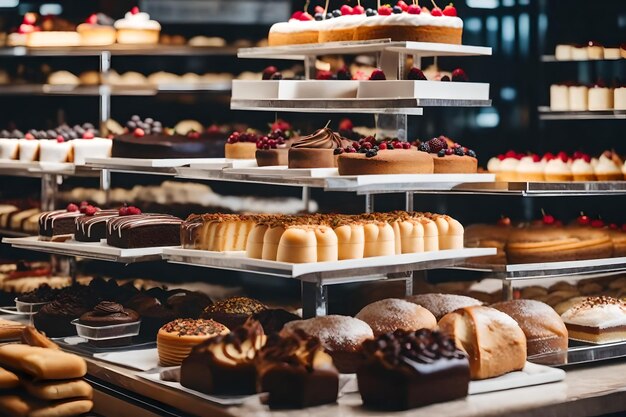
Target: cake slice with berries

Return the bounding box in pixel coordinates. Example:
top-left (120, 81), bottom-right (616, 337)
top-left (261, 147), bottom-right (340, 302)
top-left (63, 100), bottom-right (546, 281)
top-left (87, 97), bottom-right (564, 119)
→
top-left (417, 136), bottom-right (477, 173)
top-left (255, 129), bottom-right (295, 167)
top-left (268, 10), bottom-right (322, 46)
top-left (353, 1), bottom-right (463, 44)
top-left (337, 137), bottom-right (433, 175)
top-left (74, 207), bottom-right (125, 242)
top-left (225, 131), bottom-right (259, 159)
top-left (38, 202), bottom-right (97, 241)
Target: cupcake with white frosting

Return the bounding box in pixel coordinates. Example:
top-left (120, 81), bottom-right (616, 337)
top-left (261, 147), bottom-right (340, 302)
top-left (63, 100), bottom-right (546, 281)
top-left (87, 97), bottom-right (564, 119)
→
top-left (544, 152), bottom-right (572, 181)
top-left (594, 151), bottom-right (623, 181)
top-left (114, 7), bottom-right (161, 44)
top-left (571, 153), bottom-right (596, 181)
top-left (494, 151), bottom-right (522, 182)
top-left (515, 154), bottom-right (544, 182)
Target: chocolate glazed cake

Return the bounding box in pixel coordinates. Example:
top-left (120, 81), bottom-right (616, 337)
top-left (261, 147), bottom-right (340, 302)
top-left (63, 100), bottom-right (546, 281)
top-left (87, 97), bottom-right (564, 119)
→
top-left (106, 214), bottom-right (182, 248)
top-left (38, 207), bottom-right (85, 239)
top-left (181, 320), bottom-right (265, 395)
top-left (258, 328), bottom-right (339, 409)
top-left (75, 210), bottom-right (118, 242)
top-left (357, 329), bottom-right (470, 411)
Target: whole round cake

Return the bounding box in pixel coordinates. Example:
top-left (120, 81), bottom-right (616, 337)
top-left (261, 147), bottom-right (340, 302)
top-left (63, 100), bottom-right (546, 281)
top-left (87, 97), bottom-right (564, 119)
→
top-left (157, 318), bottom-right (229, 366)
top-left (337, 138), bottom-right (434, 175)
top-left (417, 137), bottom-right (478, 174)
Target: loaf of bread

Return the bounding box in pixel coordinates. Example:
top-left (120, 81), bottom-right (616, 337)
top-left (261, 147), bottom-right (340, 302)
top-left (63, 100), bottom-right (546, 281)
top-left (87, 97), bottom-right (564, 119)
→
top-left (491, 300), bottom-right (568, 357)
top-left (406, 293), bottom-right (482, 321)
top-left (438, 306), bottom-right (527, 379)
top-left (0, 366), bottom-right (19, 389)
top-left (21, 378), bottom-right (93, 400)
top-left (0, 395), bottom-right (93, 417)
top-left (0, 345), bottom-right (87, 380)
top-left (355, 298), bottom-right (437, 337)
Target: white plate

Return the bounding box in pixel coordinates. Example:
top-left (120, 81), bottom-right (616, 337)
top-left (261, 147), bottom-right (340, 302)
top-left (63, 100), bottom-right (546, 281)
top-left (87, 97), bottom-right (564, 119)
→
top-left (94, 348), bottom-right (159, 371)
top-left (339, 362), bottom-right (565, 395)
top-left (225, 166), bottom-right (338, 178)
top-left (187, 159), bottom-right (257, 170)
top-left (85, 157), bottom-right (223, 168)
top-left (137, 369), bottom-right (261, 405)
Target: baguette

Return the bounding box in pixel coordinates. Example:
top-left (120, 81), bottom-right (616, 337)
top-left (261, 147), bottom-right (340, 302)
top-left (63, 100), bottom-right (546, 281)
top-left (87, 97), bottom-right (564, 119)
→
top-left (0, 345), bottom-right (86, 380)
top-left (21, 378), bottom-right (93, 400)
top-left (438, 306), bottom-right (527, 380)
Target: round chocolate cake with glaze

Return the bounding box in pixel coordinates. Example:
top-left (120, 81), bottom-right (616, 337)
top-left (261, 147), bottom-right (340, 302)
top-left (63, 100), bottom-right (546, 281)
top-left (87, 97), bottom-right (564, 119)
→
top-left (79, 301), bottom-right (139, 327)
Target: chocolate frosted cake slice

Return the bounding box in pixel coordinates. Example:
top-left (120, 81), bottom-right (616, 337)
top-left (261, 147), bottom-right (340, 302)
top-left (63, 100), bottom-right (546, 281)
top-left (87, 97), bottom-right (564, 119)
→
top-left (106, 213), bottom-right (182, 248)
top-left (38, 203), bottom-right (88, 240)
top-left (257, 328), bottom-right (339, 409)
top-left (357, 328), bottom-right (470, 411)
top-left (75, 209), bottom-right (119, 242)
top-left (181, 320), bottom-right (265, 395)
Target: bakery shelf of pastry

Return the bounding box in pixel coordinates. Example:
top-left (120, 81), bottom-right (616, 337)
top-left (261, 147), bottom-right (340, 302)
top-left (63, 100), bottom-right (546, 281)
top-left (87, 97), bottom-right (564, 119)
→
top-left (1, 236), bottom-right (165, 263)
top-left (541, 55), bottom-right (625, 63)
top-left (538, 107), bottom-right (626, 120)
top-left (460, 257), bottom-right (626, 280)
top-left (0, 45), bottom-right (239, 57)
top-left (237, 39), bottom-right (492, 60)
top-left (0, 83), bottom-right (232, 96)
top-left (162, 247), bottom-right (496, 283)
top-left (0, 161), bottom-right (99, 178)
top-left (452, 181), bottom-right (626, 196)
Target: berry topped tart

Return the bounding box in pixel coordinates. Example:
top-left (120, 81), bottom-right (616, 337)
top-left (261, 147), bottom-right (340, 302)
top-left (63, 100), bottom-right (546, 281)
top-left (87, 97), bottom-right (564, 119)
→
top-left (112, 116), bottom-right (218, 159)
top-left (77, 13), bottom-right (116, 46)
top-left (337, 136), bottom-right (434, 175)
top-left (416, 136), bottom-right (477, 173)
top-left (227, 119), bottom-right (298, 162)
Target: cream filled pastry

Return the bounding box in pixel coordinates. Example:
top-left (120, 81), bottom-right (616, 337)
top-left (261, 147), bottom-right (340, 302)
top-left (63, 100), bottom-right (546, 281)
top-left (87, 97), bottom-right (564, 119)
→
top-left (544, 154), bottom-right (572, 181)
top-left (515, 155), bottom-right (544, 182)
top-left (594, 151), bottom-right (623, 181)
top-left (571, 155), bottom-right (596, 181)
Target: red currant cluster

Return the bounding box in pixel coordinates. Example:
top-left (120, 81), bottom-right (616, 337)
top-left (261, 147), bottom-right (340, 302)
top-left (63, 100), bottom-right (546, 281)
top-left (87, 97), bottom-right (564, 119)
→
top-left (227, 131), bottom-right (259, 144)
top-left (256, 130), bottom-right (288, 150)
top-left (118, 205), bottom-right (142, 216)
top-left (66, 201), bottom-right (100, 216)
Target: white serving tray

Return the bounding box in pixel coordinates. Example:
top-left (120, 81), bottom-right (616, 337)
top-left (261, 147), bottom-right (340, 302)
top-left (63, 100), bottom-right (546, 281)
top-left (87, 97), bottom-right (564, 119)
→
top-left (340, 362), bottom-right (565, 395)
top-left (94, 348), bottom-right (160, 372)
top-left (187, 158), bottom-right (257, 170)
top-left (231, 80), bottom-right (280, 99)
top-left (2, 236), bottom-right (170, 262)
top-left (162, 247), bottom-right (496, 281)
top-left (357, 80), bottom-right (490, 100)
top-left (85, 157), bottom-right (226, 169)
top-left (232, 80), bottom-right (360, 100)
top-left (225, 166), bottom-right (338, 178)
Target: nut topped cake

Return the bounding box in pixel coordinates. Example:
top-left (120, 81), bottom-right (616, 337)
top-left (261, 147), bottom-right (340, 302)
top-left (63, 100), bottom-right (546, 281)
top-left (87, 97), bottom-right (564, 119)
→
top-left (201, 296), bottom-right (267, 330)
top-left (157, 318), bottom-right (230, 366)
top-left (357, 328), bottom-right (470, 411)
top-left (561, 296), bottom-right (626, 344)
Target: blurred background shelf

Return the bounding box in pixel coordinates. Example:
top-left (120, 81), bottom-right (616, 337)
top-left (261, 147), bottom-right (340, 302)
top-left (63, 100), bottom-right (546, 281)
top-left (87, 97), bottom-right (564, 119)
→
top-left (538, 107), bottom-right (626, 120)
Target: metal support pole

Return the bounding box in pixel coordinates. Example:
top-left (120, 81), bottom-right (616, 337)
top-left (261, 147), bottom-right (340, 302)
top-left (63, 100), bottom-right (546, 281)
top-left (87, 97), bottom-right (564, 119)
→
top-left (302, 186), bottom-right (310, 213)
top-left (100, 169), bottom-right (111, 207)
top-left (40, 174), bottom-right (59, 211)
top-left (364, 194), bottom-right (374, 213)
top-left (99, 51), bottom-right (112, 135)
top-left (405, 192), bottom-right (414, 212)
top-left (304, 55), bottom-right (316, 80)
top-left (69, 257), bottom-right (78, 285)
top-left (502, 280), bottom-right (514, 301)
top-left (301, 281), bottom-right (328, 318)
top-left (405, 272), bottom-right (414, 296)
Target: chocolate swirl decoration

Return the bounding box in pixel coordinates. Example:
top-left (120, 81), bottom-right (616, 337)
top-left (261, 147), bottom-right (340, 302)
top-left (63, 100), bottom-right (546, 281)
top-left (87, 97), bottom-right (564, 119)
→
top-left (258, 329), bottom-right (325, 372)
top-left (191, 320), bottom-right (266, 364)
top-left (291, 128), bottom-right (344, 149)
top-left (362, 329), bottom-right (467, 369)
top-left (93, 301), bottom-right (126, 316)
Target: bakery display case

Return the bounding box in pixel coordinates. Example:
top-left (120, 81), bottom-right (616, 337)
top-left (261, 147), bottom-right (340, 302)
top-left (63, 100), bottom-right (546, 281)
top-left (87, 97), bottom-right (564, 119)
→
top-left (0, 1), bottom-right (625, 416)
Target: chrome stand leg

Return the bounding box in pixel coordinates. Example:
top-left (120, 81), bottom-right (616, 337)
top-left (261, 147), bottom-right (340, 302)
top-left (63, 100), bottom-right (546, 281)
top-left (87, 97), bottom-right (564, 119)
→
top-left (364, 194), bottom-right (374, 213)
top-left (101, 169), bottom-right (111, 207)
top-left (502, 280), bottom-right (514, 301)
top-left (99, 51), bottom-right (112, 135)
top-left (405, 191), bottom-right (414, 212)
top-left (302, 186), bottom-right (310, 213)
top-left (40, 174), bottom-right (59, 211)
top-left (301, 281), bottom-right (328, 318)
top-left (405, 272), bottom-right (414, 296)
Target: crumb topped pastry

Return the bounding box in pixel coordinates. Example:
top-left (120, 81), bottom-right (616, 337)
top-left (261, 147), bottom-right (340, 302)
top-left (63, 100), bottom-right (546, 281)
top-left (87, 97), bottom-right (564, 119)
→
top-left (561, 296), bottom-right (626, 344)
top-left (157, 318), bottom-right (229, 366)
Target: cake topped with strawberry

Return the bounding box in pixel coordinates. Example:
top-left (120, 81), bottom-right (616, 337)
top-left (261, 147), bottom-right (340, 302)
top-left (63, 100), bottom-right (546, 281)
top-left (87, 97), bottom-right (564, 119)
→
top-left (417, 136), bottom-right (477, 173)
top-left (269, 0), bottom-right (463, 46)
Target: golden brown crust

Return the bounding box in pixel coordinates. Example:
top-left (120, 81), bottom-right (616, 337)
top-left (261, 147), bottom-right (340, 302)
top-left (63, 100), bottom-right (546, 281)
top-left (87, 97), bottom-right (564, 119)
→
top-left (337, 150), bottom-right (434, 175)
top-left (354, 25), bottom-right (462, 44)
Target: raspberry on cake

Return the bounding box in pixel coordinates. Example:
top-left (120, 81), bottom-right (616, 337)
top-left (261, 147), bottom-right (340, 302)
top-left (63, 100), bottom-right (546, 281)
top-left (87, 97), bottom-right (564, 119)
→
top-left (225, 131), bottom-right (258, 159)
top-left (114, 7), bottom-right (161, 45)
top-left (39, 203), bottom-right (96, 241)
top-left (417, 136), bottom-right (477, 173)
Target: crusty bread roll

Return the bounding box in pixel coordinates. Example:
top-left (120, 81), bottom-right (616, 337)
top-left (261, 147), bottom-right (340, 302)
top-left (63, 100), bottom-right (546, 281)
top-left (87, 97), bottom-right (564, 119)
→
top-left (0, 366), bottom-right (19, 389)
top-left (491, 300), bottom-right (568, 357)
top-left (406, 293), bottom-right (482, 321)
top-left (21, 378), bottom-right (93, 400)
top-left (438, 306), bottom-right (527, 380)
top-left (262, 225), bottom-right (286, 261)
top-left (355, 298), bottom-right (437, 337)
top-left (21, 326), bottom-right (60, 350)
top-left (0, 345), bottom-right (87, 380)
top-left (276, 227), bottom-right (317, 263)
top-left (0, 395), bottom-right (93, 417)
top-left (0, 318), bottom-right (26, 340)
top-left (246, 223), bottom-right (268, 259)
